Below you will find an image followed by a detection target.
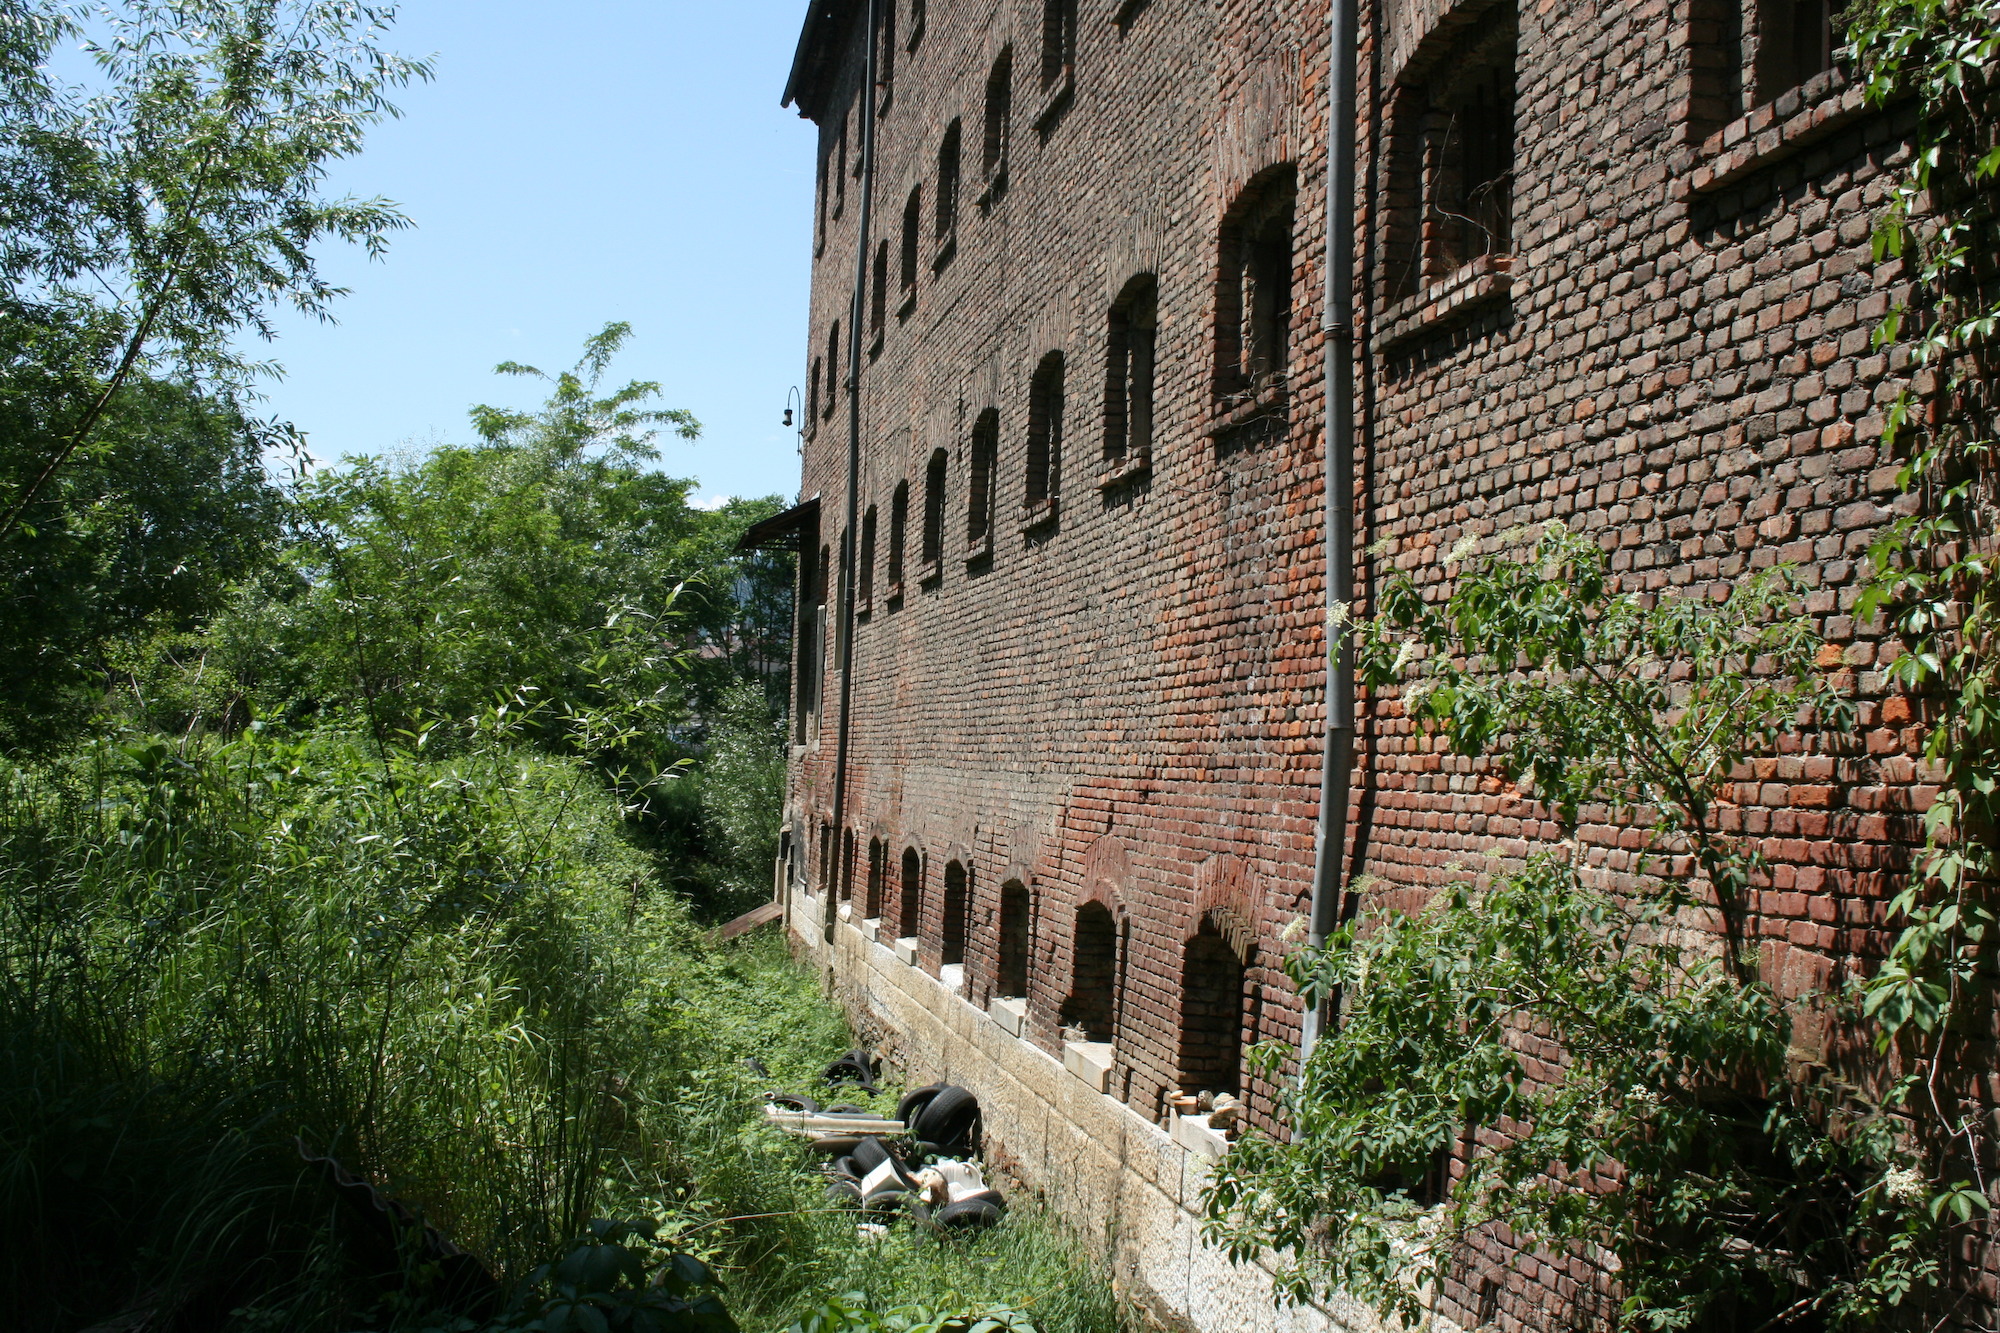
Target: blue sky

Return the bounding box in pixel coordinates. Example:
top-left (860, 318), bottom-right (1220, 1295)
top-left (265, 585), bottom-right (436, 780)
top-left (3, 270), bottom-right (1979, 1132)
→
top-left (251, 1), bottom-right (816, 507)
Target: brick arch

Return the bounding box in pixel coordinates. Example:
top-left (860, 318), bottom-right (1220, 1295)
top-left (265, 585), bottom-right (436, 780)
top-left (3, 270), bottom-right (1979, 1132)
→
top-left (1213, 50), bottom-right (1302, 207)
top-left (1192, 854), bottom-right (1260, 965)
top-left (1076, 834), bottom-right (1131, 920)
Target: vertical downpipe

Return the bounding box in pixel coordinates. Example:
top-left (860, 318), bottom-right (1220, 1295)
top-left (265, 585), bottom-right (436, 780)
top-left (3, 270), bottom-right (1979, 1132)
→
top-left (1301, 0), bottom-right (1361, 1067)
top-left (828, 0), bottom-right (880, 950)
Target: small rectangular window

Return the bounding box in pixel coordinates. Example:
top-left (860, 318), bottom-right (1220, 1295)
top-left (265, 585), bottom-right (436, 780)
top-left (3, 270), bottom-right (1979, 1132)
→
top-left (907, 0), bottom-right (925, 51)
top-left (835, 110), bottom-right (849, 217)
top-left (887, 481), bottom-right (909, 598)
top-left (860, 504), bottom-right (878, 612)
top-left (967, 409), bottom-right (999, 557)
top-left (920, 449), bottom-right (948, 579)
top-left (935, 122), bottom-right (961, 268)
top-left (1025, 352), bottom-right (1063, 526)
top-left (824, 323), bottom-right (840, 417)
top-left (982, 49), bottom-right (1013, 195)
top-left (1216, 172), bottom-right (1296, 402)
top-left (1104, 277), bottom-right (1157, 474)
top-left (871, 242), bottom-right (888, 352)
top-left (1041, 0), bottom-right (1077, 88)
top-left (1755, 0), bottom-right (1844, 104)
top-left (900, 187), bottom-right (922, 304)
top-left (877, 3), bottom-right (896, 111)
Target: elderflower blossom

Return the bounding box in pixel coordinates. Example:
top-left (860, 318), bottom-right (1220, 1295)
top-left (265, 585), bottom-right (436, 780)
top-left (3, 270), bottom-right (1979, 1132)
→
top-left (1883, 1167), bottom-right (1928, 1206)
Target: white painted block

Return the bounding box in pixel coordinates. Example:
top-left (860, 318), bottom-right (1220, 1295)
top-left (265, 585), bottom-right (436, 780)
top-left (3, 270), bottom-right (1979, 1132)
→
top-left (838, 901), bottom-right (853, 920)
top-left (894, 937), bottom-right (919, 966)
top-left (1063, 1040), bottom-right (1116, 1093)
top-left (990, 995), bottom-right (1028, 1037)
top-left (857, 917), bottom-right (880, 941)
top-left (1171, 1113), bottom-right (1230, 1161)
top-left (939, 963), bottom-right (965, 992)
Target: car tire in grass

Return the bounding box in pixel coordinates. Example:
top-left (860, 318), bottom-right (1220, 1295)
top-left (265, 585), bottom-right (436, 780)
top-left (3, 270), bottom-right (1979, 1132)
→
top-left (912, 1085), bottom-right (980, 1150)
top-left (934, 1197), bottom-right (1005, 1229)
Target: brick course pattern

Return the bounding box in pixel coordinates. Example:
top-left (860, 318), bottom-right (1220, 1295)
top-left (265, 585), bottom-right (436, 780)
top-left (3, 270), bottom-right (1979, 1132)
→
top-left (776, 0), bottom-right (1932, 1326)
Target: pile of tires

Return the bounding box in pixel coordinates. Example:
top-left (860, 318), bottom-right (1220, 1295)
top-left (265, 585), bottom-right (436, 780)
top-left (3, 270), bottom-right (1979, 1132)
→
top-left (816, 1084), bottom-right (1005, 1230)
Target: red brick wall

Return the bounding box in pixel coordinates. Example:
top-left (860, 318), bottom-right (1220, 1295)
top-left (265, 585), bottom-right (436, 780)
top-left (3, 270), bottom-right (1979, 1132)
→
top-left (782, 0), bottom-right (1927, 1325)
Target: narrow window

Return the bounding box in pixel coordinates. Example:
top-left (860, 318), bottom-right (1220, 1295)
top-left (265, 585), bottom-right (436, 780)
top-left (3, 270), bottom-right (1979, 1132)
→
top-left (820, 820), bottom-right (834, 893)
top-left (859, 504), bottom-right (878, 611)
top-left (920, 448), bottom-right (947, 576)
top-left (835, 110), bottom-right (849, 216)
top-left (1104, 276), bottom-right (1157, 470)
top-left (1384, 17), bottom-right (1515, 298)
top-left (866, 838), bottom-right (886, 919)
top-left (899, 847), bottom-right (923, 942)
top-left (907, 0), bottom-right (925, 50)
top-left (1058, 902), bottom-right (1118, 1044)
top-left (1177, 926), bottom-right (1246, 1096)
top-left (795, 527), bottom-right (823, 741)
top-left (841, 829), bottom-right (857, 902)
top-left (967, 408), bottom-right (999, 554)
top-left (942, 861), bottom-right (970, 967)
top-left (1687, 0), bottom-right (1748, 138)
top-left (1025, 351), bottom-right (1064, 522)
top-left (871, 241), bottom-right (889, 350)
top-left (812, 543), bottom-right (829, 733)
top-left (1215, 170), bottom-right (1297, 401)
top-left (809, 356), bottom-right (822, 424)
top-left (982, 48), bottom-right (1013, 191)
top-left (935, 121), bottom-right (961, 265)
top-left (877, 2), bottom-right (896, 110)
top-left (1756, 0), bottom-right (1843, 103)
top-left (824, 323), bottom-right (840, 418)
top-left (1041, 0), bottom-right (1077, 88)
top-left (815, 148), bottom-right (829, 253)
top-left (899, 187), bottom-right (922, 307)
top-left (887, 481), bottom-right (909, 596)
top-left (996, 881), bottom-right (1031, 998)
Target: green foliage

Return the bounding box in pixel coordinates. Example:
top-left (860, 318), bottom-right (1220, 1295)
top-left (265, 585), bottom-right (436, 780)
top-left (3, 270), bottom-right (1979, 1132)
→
top-left (463, 1223), bottom-right (736, 1333)
top-left (790, 1292), bottom-right (1038, 1333)
top-left (695, 683), bottom-right (790, 917)
top-left (1206, 527), bottom-right (1936, 1330)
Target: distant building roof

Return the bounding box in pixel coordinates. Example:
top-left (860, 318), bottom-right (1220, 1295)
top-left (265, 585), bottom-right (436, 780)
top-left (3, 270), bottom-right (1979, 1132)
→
top-left (735, 496), bottom-right (819, 553)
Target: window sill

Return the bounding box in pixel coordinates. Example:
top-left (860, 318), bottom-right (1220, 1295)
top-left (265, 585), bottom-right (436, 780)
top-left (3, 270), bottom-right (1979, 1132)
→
top-left (964, 531), bottom-right (993, 564)
top-left (857, 593), bottom-right (873, 619)
top-left (975, 163), bottom-right (1008, 209)
top-left (1681, 69), bottom-right (1876, 198)
top-left (1206, 383), bottom-right (1288, 439)
top-left (868, 328), bottom-right (884, 360)
top-left (1034, 68), bottom-right (1074, 134)
top-left (1097, 449), bottom-right (1151, 490)
top-left (916, 558), bottom-right (943, 588)
top-left (1114, 0), bottom-right (1150, 28)
top-left (897, 289), bottom-right (916, 321)
top-left (1020, 497), bottom-right (1058, 533)
top-left (1377, 254), bottom-right (1513, 354)
top-left (904, 20), bottom-right (923, 52)
top-left (932, 234), bottom-right (957, 274)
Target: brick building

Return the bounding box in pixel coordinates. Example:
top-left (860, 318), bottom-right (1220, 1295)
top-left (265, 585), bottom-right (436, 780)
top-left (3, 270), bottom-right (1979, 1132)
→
top-left (758, 0), bottom-right (1920, 1327)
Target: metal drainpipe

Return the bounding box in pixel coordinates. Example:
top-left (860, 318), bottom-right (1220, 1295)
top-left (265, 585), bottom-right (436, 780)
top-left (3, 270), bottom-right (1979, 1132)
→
top-left (1300, 0), bottom-right (1360, 1066)
top-left (827, 0), bottom-right (880, 948)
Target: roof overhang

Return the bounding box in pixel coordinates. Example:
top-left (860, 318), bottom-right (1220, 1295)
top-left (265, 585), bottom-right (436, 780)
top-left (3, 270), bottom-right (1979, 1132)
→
top-left (736, 497), bottom-right (820, 553)
top-left (781, 0), bottom-right (859, 120)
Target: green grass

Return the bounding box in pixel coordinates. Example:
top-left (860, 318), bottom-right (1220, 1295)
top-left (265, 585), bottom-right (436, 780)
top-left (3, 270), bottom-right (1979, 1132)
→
top-left (0, 733), bottom-right (1124, 1333)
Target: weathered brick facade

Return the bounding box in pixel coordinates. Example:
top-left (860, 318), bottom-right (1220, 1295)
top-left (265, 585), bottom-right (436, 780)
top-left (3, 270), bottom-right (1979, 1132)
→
top-left (775, 0), bottom-right (1926, 1326)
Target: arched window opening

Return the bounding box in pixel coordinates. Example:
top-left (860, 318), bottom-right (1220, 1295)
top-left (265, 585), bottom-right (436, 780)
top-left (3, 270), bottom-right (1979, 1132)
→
top-left (907, 0), bottom-right (926, 50)
top-left (824, 323), bottom-right (841, 418)
top-left (899, 187), bottom-right (922, 306)
top-left (1384, 19), bottom-right (1515, 300)
top-left (1024, 351), bottom-right (1063, 525)
top-left (866, 838), bottom-right (886, 919)
top-left (808, 356), bottom-right (822, 424)
top-left (876, 2), bottom-right (896, 110)
top-left (981, 48), bottom-right (1013, 198)
top-left (859, 504), bottom-right (878, 612)
top-left (870, 241), bottom-right (889, 351)
top-left (934, 121), bottom-right (961, 266)
top-left (819, 820), bottom-right (834, 894)
top-left (1103, 275), bottom-right (1157, 473)
top-left (1040, 0), bottom-right (1076, 89)
top-left (899, 847), bottom-right (923, 941)
top-left (996, 881), bottom-right (1031, 998)
top-left (920, 448), bottom-right (947, 580)
top-left (1755, 0), bottom-right (1842, 107)
top-left (942, 861), bottom-right (970, 967)
top-left (1216, 170), bottom-right (1296, 403)
top-left (1059, 902), bottom-right (1118, 1043)
top-left (967, 409), bottom-right (998, 556)
top-left (887, 481), bottom-right (909, 598)
top-left (1177, 927), bottom-right (1246, 1096)
top-left (835, 109), bottom-right (849, 215)
top-left (840, 829), bottom-right (857, 902)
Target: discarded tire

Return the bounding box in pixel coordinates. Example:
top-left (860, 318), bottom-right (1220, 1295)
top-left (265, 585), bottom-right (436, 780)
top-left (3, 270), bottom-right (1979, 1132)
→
top-left (849, 1136), bottom-right (892, 1174)
top-left (895, 1083), bottom-right (946, 1127)
top-left (768, 1093), bottom-right (820, 1113)
top-left (912, 1085), bottom-right (980, 1151)
top-left (826, 1180), bottom-right (864, 1206)
top-left (823, 1048), bottom-right (879, 1091)
top-left (809, 1135), bottom-right (864, 1156)
top-left (934, 1197), bottom-right (1005, 1230)
top-left (829, 1155), bottom-right (862, 1182)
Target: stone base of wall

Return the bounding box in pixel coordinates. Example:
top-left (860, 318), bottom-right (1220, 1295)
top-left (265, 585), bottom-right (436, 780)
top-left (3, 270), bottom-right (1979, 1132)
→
top-left (786, 892), bottom-right (1409, 1333)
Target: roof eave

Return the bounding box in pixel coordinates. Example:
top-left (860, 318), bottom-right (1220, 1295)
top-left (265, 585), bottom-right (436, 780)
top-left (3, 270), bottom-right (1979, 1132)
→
top-left (780, 0), bottom-right (858, 119)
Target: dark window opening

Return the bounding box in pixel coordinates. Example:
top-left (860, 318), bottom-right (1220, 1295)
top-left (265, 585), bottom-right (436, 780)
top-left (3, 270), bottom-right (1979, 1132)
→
top-left (1041, 0), bottom-right (1077, 88)
top-left (835, 110), bottom-right (849, 216)
top-left (907, 0), bottom-right (925, 50)
top-left (877, 3), bottom-right (896, 110)
top-left (1058, 902), bottom-right (1117, 1043)
top-left (859, 504), bottom-right (878, 611)
top-left (920, 448), bottom-right (947, 575)
top-left (824, 324), bottom-right (840, 418)
top-left (982, 49), bottom-right (1013, 191)
top-left (1385, 19), bottom-right (1516, 300)
top-left (887, 481), bottom-right (909, 596)
top-left (808, 356), bottom-right (822, 424)
top-left (819, 820), bottom-right (834, 893)
top-left (967, 408), bottom-right (998, 553)
top-left (899, 847), bottom-right (923, 941)
top-left (1756, 0), bottom-right (1844, 105)
top-left (935, 121), bottom-right (961, 265)
top-left (1025, 351), bottom-right (1063, 519)
top-left (1215, 169), bottom-right (1296, 401)
top-left (942, 861), bottom-right (970, 967)
top-left (866, 838), bottom-right (886, 919)
top-left (996, 881), bottom-right (1031, 998)
top-left (794, 527), bottom-right (823, 741)
top-left (900, 187), bottom-right (922, 301)
top-left (815, 149), bottom-right (829, 253)
top-left (841, 829), bottom-right (856, 902)
top-left (871, 241), bottom-right (889, 350)
top-left (1104, 276), bottom-right (1157, 468)
top-left (1177, 927), bottom-right (1245, 1096)
top-left (1687, 0), bottom-right (1748, 138)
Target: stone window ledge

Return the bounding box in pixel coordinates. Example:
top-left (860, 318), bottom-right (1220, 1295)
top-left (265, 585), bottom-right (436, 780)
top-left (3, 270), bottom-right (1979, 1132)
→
top-left (964, 530), bottom-right (993, 564)
top-left (932, 233), bottom-right (957, 274)
top-left (1034, 69), bottom-right (1074, 134)
top-left (893, 936), bottom-right (919, 966)
top-left (1020, 496), bottom-right (1058, 533)
top-left (1097, 449), bottom-right (1151, 490)
top-left (868, 327), bottom-right (884, 359)
top-left (1682, 70), bottom-right (1874, 197)
top-left (989, 995), bottom-right (1028, 1037)
top-left (915, 557), bottom-right (943, 588)
top-left (1063, 1040), bottom-right (1115, 1093)
top-left (882, 578), bottom-right (904, 608)
top-left (975, 163), bottom-right (1008, 209)
top-left (1378, 254), bottom-right (1513, 353)
top-left (1205, 383), bottom-right (1287, 440)
top-left (897, 288), bottom-right (916, 321)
